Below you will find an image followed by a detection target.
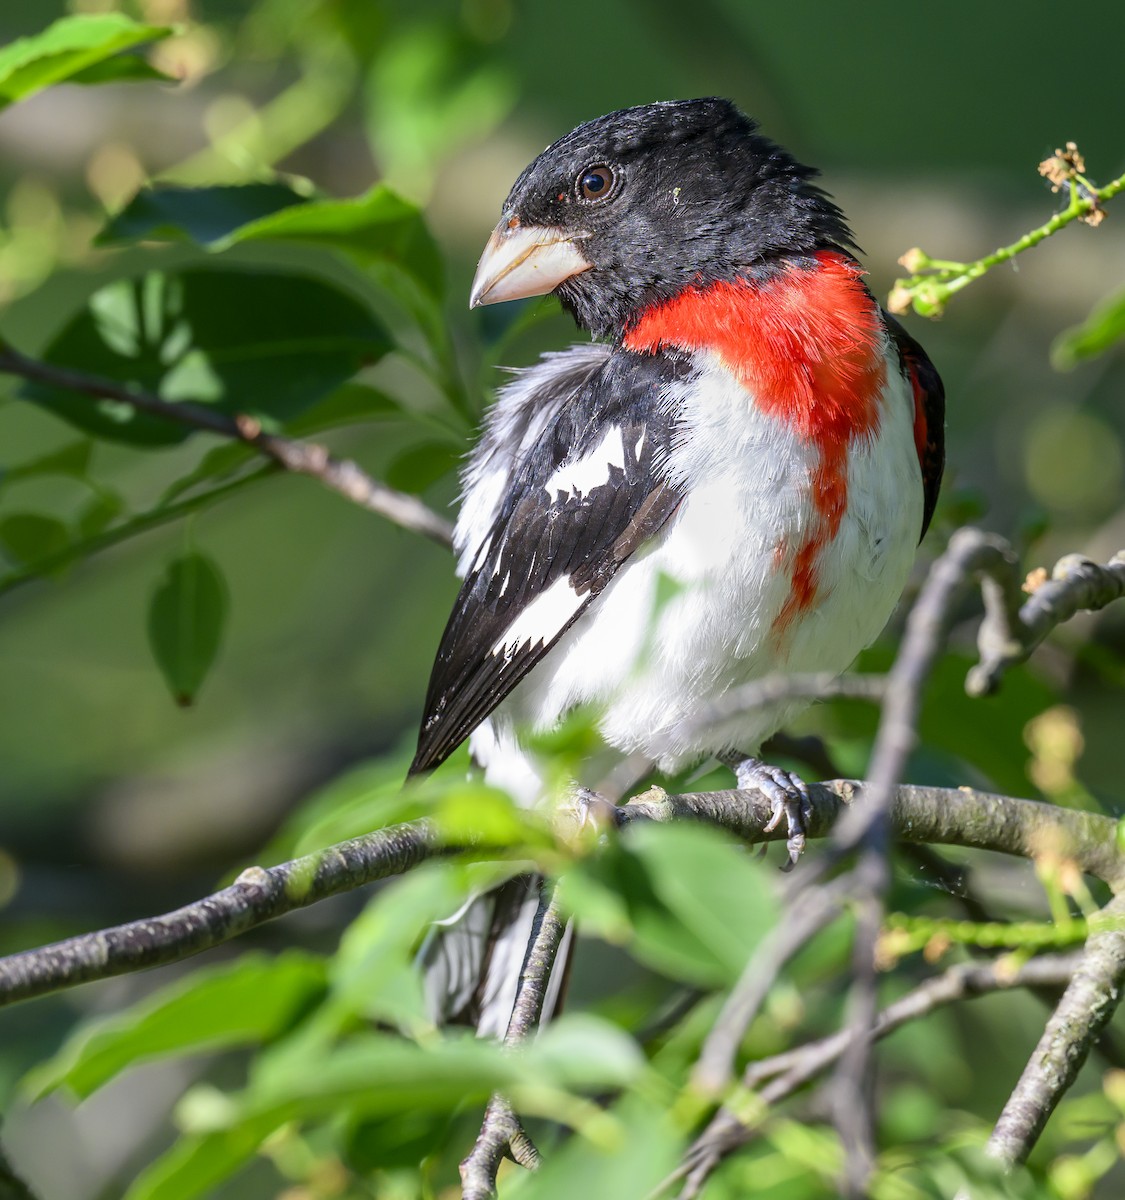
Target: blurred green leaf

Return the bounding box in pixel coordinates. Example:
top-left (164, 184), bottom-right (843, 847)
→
top-left (1052, 285), bottom-right (1125, 369)
top-left (0, 440), bottom-right (92, 487)
top-left (326, 864), bottom-right (473, 1031)
top-left (158, 443), bottom-right (257, 505)
top-left (344, 1107), bottom-right (456, 1173)
top-left (385, 439), bottom-right (460, 494)
top-left (243, 1031), bottom-right (519, 1123)
top-left (24, 269), bottom-right (392, 444)
top-left (0, 512), bottom-right (69, 570)
top-left (97, 183), bottom-right (312, 247)
top-left (100, 183), bottom-right (444, 296)
top-left (528, 1014), bottom-right (645, 1092)
top-left (147, 551), bottom-right (229, 705)
top-left (510, 1096), bottom-right (681, 1200)
top-left (565, 822), bottom-right (777, 986)
top-left (124, 1115), bottom-right (280, 1200)
top-left (0, 14), bottom-right (172, 110)
top-left (24, 952), bottom-right (326, 1102)
top-left (76, 487), bottom-right (126, 538)
top-left (66, 54), bottom-right (173, 86)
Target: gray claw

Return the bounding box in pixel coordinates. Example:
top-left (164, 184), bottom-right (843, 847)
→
top-left (731, 757), bottom-right (812, 867)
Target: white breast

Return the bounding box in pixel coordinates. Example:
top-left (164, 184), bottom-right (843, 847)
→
top-left (485, 342), bottom-right (922, 778)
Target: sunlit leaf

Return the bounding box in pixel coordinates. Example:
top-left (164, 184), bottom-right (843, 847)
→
top-left (124, 1116), bottom-right (279, 1200)
top-left (100, 183), bottom-right (444, 296)
top-left (0, 14), bottom-right (172, 110)
top-left (23, 269), bottom-right (392, 445)
top-left (565, 822), bottom-right (777, 986)
top-left (147, 552), bottom-right (229, 705)
top-left (24, 952), bottom-right (326, 1101)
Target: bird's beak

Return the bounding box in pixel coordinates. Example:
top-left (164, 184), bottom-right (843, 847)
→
top-left (469, 219), bottom-right (592, 308)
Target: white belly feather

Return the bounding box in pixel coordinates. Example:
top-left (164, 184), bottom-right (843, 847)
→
top-left (461, 342), bottom-right (922, 792)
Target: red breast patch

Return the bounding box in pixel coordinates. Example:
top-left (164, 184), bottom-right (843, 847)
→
top-left (623, 251), bottom-right (887, 631)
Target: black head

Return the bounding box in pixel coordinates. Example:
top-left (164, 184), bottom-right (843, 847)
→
top-left (470, 99), bottom-right (856, 338)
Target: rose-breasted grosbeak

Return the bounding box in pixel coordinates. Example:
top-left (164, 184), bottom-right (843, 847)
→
top-left (412, 99), bottom-right (944, 1034)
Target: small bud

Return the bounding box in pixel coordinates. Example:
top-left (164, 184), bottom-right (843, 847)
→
top-left (1022, 566), bottom-right (1048, 594)
top-left (886, 285), bottom-right (913, 315)
top-left (897, 247), bottom-right (929, 273)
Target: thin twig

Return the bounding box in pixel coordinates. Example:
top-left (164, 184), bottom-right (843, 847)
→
top-left (460, 883), bottom-right (565, 1200)
top-left (987, 893), bottom-right (1125, 1164)
top-left (0, 344), bottom-right (454, 548)
top-left (672, 952), bottom-right (1083, 1199)
top-left (831, 528), bottom-right (1019, 857)
top-left (968, 550), bottom-right (1125, 696)
top-left (691, 876), bottom-right (852, 1095)
top-left (889, 162), bottom-right (1125, 317)
top-left (822, 529), bottom-right (1018, 1191)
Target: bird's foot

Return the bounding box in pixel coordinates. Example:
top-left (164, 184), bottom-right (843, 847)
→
top-left (566, 785), bottom-right (622, 837)
top-left (729, 756), bottom-right (812, 868)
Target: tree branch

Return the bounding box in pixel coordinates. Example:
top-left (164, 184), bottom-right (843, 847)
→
top-left (0, 343), bottom-right (454, 549)
top-left (1, 781), bottom-right (1117, 1013)
top-left (460, 882), bottom-right (565, 1200)
top-left (987, 892), bottom-right (1125, 1164)
top-left (968, 549), bottom-right (1125, 697)
top-left (0, 820), bottom-right (458, 1008)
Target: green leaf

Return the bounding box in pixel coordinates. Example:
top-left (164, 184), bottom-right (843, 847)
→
top-left (24, 952), bottom-right (326, 1102)
top-left (97, 183), bottom-right (311, 247)
top-left (0, 440), bottom-right (92, 487)
top-left (384, 439), bottom-right (460, 493)
top-left (147, 552), bottom-right (229, 705)
top-left (123, 1115), bottom-right (280, 1200)
top-left (23, 268), bottom-right (392, 445)
top-left (326, 864), bottom-right (474, 1030)
top-left (76, 487), bottom-right (125, 538)
top-left (66, 55), bottom-right (174, 86)
top-left (1052, 285), bottom-right (1125, 369)
top-left (0, 14), bottom-right (172, 111)
top-left (527, 1015), bottom-right (645, 1092)
top-left (283, 382), bottom-right (404, 436)
top-left (565, 822), bottom-right (777, 986)
top-left (100, 183), bottom-right (444, 296)
top-left (158, 443), bottom-right (256, 505)
top-left (0, 512), bottom-right (69, 570)
top-left (244, 1031), bottom-right (518, 1123)
top-left (511, 1097), bottom-right (682, 1200)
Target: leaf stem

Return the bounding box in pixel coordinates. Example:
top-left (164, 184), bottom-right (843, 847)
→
top-left (890, 166), bottom-right (1125, 317)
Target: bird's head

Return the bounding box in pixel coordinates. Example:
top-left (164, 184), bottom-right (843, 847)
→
top-left (470, 98), bottom-right (856, 339)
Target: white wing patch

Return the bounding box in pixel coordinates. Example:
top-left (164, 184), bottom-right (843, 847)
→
top-left (491, 576), bottom-right (583, 658)
top-left (544, 425), bottom-right (626, 497)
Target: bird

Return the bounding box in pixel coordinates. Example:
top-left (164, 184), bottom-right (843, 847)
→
top-left (410, 98), bottom-right (944, 1036)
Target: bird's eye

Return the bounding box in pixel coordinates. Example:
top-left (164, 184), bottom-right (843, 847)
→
top-left (578, 165), bottom-right (615, 202)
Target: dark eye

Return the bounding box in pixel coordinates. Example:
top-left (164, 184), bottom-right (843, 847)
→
top-left (578, 165), bottom-right (614, 201)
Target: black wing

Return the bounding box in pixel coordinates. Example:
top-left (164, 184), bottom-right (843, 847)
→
top-left (885, 312), bottom-right (945, 540)
top-left (410, 350), bottom-right (687, 775)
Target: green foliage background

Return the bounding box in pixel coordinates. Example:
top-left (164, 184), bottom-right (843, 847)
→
top-left (0, 1), bottom-right (1123, 1197)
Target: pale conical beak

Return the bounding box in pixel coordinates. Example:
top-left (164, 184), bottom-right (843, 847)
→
top-left (469, 220), bottom-right (592, 308)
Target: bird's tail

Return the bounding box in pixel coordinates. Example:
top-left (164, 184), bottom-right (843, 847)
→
top-left (419, 873), bottom-right (573, 1038)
